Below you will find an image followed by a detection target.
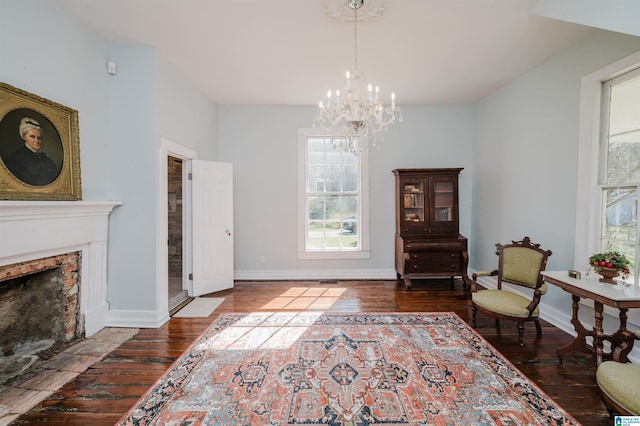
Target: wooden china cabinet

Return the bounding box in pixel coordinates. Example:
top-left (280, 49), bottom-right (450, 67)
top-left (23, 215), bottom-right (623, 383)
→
top-left (393, 168), bottom-right (469, 290)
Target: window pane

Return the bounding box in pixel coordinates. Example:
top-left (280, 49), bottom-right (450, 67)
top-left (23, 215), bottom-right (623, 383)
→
top-left (607, 73), bottom-right (640, 185)
top-left (325, 142), bottom-right (342, 166)
top-left (325, 195), bottom-right (340, 220)
top-left (308, 166), bottom-right (324, 192)
top-left (307, 222), bottom-right (325, 249)
top-left (343, 166), bottom-right (358, 192)
top-left (325, 166), bottom-right (341, 192)
top-left (340, 195), bottom-right (358, 216)
top-left (603, 188), bottom-right (637, 239)
top-left (610, 75), bottom-right (640, 136)
top-left (607, 131), bottom-right (640, 185)
top-left (342, 150), bottom-right (358, 166)
top-left (308, 138), bottom-right (326, 166)
top-left (308, 196), bottom-right (324, 220)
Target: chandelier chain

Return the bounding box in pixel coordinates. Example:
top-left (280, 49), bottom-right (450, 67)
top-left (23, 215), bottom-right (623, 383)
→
top-left (353, 6), bottom-right (358, 73)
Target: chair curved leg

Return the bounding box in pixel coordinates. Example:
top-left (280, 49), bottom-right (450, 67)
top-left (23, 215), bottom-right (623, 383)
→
top-left (534, 319), bottom-right (542, 337)
top-left (517, 322), bottom-right (525, 347)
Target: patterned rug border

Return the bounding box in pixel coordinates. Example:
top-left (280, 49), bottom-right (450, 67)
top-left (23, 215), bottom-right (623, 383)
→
top-left (117, 311), bottom-right (579, 425)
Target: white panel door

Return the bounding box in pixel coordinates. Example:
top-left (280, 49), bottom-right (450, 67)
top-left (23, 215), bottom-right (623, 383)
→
top-left (191, 160), bottom-right (233, 296)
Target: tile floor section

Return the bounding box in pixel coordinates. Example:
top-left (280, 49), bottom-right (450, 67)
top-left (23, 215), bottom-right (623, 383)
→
top-left (0, 327), bottom-right (139, 426)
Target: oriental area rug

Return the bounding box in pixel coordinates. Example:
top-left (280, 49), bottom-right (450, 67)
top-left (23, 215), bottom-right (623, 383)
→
top-left (117, 312), bottom-right (578, 425)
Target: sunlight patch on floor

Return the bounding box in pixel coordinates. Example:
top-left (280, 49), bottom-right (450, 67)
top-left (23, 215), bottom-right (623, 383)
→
top-left (199, 311), bottom-right (330, 350)
top-left (260, 287), bottom-right (347, 311)
top-left (197, 288), bottom-right (349, 351)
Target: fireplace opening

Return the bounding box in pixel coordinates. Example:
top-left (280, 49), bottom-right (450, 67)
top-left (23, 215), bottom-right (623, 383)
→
top-left (0, 252), bottom-right (82, 385)
top-left (0, 268), bottom-right (66, 355)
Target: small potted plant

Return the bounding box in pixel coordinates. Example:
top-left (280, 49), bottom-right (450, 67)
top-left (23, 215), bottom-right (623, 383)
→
top-left (588, 250), bottom-right (631, 284)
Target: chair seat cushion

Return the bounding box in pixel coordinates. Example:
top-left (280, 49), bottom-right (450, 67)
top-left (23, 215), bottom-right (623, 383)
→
top-left (472, 289), bottom-right (539, 318)
top-left (596, 361), bottom-right (640, 415)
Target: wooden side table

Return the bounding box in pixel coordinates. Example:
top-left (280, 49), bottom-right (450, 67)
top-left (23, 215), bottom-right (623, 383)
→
top-left (542, 270), bottom-right (640, 366)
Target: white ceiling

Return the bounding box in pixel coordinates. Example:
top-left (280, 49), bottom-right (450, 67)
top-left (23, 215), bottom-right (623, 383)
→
top-left (56, 0), bottom-right (595, 106)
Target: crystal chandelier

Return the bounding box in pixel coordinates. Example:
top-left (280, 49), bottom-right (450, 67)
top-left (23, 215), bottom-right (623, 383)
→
top-left (315, 0), bottom-right (402, 155)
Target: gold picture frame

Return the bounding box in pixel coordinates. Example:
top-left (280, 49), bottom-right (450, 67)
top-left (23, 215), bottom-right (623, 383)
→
top-left (0, 82), bottom-right (81, 200)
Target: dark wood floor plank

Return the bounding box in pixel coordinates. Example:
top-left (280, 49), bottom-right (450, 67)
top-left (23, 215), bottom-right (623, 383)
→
top-left (12, 279), bottom-right (613, 425)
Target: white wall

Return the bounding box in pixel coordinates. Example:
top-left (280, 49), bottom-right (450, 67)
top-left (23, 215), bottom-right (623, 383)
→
top-left (1, 0), bottom-right (219, 328)
top-left (218, 104), bottom-right (475, 278)
top-left (155, 55), bottom-right (218, 159)
top-left (0, 0), bottom-right (112, 199)
top-left (106, 46), bottom-right (158, 312)
top-left (473, 30), bottom-right (640, 341)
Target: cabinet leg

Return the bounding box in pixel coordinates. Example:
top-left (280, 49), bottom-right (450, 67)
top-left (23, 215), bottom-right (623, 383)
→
top-left (403, 276), bottom-right (412, 291)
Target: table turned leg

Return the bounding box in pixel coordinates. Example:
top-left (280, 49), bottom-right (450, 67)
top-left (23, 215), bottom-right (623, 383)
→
top-left (619, 307), bottom-right (628, 331)
top-left (557, 295), bottom-right (594, 361)
top-left (593, 301), bottom-right (605, 366)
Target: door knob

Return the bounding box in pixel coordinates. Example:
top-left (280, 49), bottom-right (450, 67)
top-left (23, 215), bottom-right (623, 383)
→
top-left (225, 229), bottom-right (231, 236)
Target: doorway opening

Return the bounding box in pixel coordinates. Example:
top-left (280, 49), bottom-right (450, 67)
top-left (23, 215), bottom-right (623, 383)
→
top-left (168, 156), bottom-right (189, 312)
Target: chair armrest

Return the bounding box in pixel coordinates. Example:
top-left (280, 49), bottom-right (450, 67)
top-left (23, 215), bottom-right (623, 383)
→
top-left (605, 330), bottom-right (637, 363)
top-left (470, 270), bottom-right (498, 292)
top-left (473, 270), bottom-right (498, 278)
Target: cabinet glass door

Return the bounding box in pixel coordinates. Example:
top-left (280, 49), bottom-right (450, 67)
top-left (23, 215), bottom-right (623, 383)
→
top-left (403, 182), bottom-right (424, 222)
top-left (433, 181), bottom-right (454, 222)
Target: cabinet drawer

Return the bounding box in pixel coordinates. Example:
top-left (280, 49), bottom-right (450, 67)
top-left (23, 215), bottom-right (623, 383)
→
top-left (401, 226), bottom-right (429, 235)
top-left (408, 251), bottom-right (461, 264)
top-left (406, 252), bottom-right (462, 273)
top-left (406, 261), bottom-right (462, 273)
top-left (404, 240), bottom-right (466, 252)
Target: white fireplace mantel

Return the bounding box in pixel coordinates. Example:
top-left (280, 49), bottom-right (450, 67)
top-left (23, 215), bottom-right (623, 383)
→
top-left (0, 201), bottom-right (122, 336)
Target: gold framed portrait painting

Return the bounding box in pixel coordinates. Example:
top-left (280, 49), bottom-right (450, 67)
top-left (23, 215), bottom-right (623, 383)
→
top-left (0, 83), bottom-right (81, 200)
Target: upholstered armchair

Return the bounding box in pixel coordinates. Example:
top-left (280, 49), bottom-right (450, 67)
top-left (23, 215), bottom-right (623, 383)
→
top-left (470, 236), bottom-right (552, 347)
top-left (596, 330), bottom-right (640, 416)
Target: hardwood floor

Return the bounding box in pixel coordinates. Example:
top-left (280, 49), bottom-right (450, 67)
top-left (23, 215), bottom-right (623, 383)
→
top-left (14, 279), bottom-right (612, 425)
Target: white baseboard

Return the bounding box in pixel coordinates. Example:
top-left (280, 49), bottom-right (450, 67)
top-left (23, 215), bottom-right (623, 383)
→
top-left (234, 268), bottom-right (398, 281)
top-left (106, 309), bottom-right (170, 329)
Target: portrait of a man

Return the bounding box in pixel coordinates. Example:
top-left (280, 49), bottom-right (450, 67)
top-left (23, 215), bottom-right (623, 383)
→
top-left (0, 109), bottom-right (64, 186)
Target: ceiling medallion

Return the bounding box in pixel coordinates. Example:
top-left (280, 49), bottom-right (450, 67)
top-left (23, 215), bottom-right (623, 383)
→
top-left (321, 0), bottom-right (390, 22)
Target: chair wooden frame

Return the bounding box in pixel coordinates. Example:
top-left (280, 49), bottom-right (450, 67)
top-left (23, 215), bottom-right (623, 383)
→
top-left (470, 236), bottom-right (552, 347)
top-left (597, 330), bottom-right (638, 416)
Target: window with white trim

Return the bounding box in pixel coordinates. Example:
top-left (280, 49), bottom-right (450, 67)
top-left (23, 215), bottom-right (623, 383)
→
top-left (598, 69), bottom-right (640, 284)
top-left (297, 129), bottom-right (370, 260)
